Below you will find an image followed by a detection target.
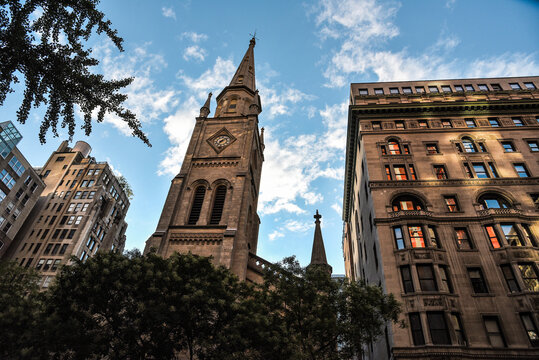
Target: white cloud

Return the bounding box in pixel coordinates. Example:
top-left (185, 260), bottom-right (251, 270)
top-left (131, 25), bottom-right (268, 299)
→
top-left (331, 203), bottom-right (342, 216)
top-left (445, 0), bottom-right (456, 9)
top-left (183, 45), bottom-right (207, 62)
top-left (268, 230), bottom-right (285, 241)
top-left (285, 219), bottom-right (311, 233)
top-left (162, 7), bottom-right (176, 20)
top-left (313, 0), bottom-right (539, 86)
top-left (181, 32), bottom-right (208, 43)
top-left (179, 57), bottom-right (236, 97)
top-left (92, 43), bottom-right (179, 136)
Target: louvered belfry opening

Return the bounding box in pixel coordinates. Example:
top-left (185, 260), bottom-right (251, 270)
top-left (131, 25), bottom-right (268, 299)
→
top-left (188, 186), bottom-right (206, 225)
top-left (209, 185), bottom-right (227, 225)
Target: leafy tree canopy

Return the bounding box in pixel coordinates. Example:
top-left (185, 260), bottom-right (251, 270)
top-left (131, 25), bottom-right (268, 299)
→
top-left (0, 0), bottom-right (151, 146)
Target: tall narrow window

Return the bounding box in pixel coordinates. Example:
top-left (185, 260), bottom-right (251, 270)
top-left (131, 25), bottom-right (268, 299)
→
top-left (427, 312), bottom-right (451, 345)
top-left (468, 268), bottom-right (488, 293)
top-left (408, 165), bottom-right (417, 180)
top-left (451, 313), bottom-right (467, 345)
top-left (501, 224), bottom-right (524, 246)
top-left (463, 163), bottom-right (473, 178)
top-left (434, 165), bottom-right (447, 179)
top-left (488, 163), bottom-right (499, 178)
top-left (462, 138), bottom-right (477, 153)
top-left (427, 226), bottom-right (440, 248)
top-left (385, 165), bottom-right (392, 180)
top-left (188, 186), bottom-right (206, 225)
top-left (394, 165), bottom-right (407, 180)
top-left (483, 316), bottom-right (506, 347)
top-left (455, 228), bottom-right (472, 249)
top-left (485, 225), bottom-right (502, 248)
top-left (401, 266), bottom-right (414, 293)
top-left (409, 313), bottom-right (425, 345)
top-left (388, 140), bottom-right (401, 154)
top-left (444, 196), bottom-right (459, 212)
top-left (393, 226), bottom-right (405, 249)
top-left (500, 264), bottom-right (520, 293)
top-left (522, 224), bottom-right (537, 247)
top-left (408, 225), bottom-right (425, 248)
top-left (473, 163), bottom-right (489, 178)
top-left (520, 313), bottom-right (539, 347)
top-left (209, 185), bottom-right (227, 225)
top-left (518, 263), bottom-right (539, 292)
top-left (440, 266), bottom-right (453, 293)
top-left (417, 264), bottom-right (437, 291)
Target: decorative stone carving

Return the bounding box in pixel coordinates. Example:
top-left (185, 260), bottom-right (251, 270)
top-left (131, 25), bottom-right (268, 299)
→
top-left (424, 297), bottom-right (443, 307)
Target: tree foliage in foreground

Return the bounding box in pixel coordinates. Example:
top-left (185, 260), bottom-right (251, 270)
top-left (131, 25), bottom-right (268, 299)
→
top-left (0, 0), bottom-right (150, 145)
top-left (1, 252), bottom-right (402, 360)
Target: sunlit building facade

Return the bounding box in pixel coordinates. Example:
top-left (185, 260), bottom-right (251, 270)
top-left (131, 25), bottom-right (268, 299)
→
top-left (343, 77), bottom-right (539, 359)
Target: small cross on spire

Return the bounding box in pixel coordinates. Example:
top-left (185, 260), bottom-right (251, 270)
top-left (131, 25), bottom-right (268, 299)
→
top-left (314, 209), bottom-right (321, 223)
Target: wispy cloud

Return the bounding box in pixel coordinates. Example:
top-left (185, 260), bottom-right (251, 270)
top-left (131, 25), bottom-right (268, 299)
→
top-left (162, 6), bottom-right (176, 20)
top-left (183, 45), bottom-right (207, 62)
top-left (269, 230), bottom-right (285, 241)
top-left (181, 31), bottom-right (208, 43)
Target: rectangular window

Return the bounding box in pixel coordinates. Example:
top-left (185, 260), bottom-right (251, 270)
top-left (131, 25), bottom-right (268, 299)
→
top-left (415, 86), bottom-right (425, 94)
top-left (417, 264), bottom-right (437, 291)
top-left (395, 121), bottom-right (405, 129)
top-left (473, 163), bottom-right (489, 178)
top-left (75, 215), bottom-right (83, 225)
top-left (394, 226), bottom-right (405, 249)
top-left (501, 141), bottom-right (515, 152)
top-left (0, 169), bottom-right (15, 189)
top-left (468, 268), bottom-right (488, 293)
top-left (374, 88), bottom-right (384, 95)
top-left (74, 191), bottom-right (82, 199)
top-left (427, 226), bottom-right (440, 248)
top-left (520, 313), bottom-right (539, 347)
top-left (59, 244), bottom-right (68, 255)
top-left (408, 225), bottom-right (425, 248)
top-left (491, 83), bottom-right (501, 90)
top-left (500, 264), bottom-right (520, 293)
top-left (390, 87), bottom-right (399, 94)
top-left (8, 155), bottom-right (25, 176)
top-left (451, 313), bottom-right (466, 345)
top-left (455, 228), bottom-right (472, 249)
top-left (501, 223), bottom-right (524, 246)
top-left (409, 313), bottom-right (425, 345)
top-left (512, 117), bottom-right (524, 126)
top-left (403, 145), bottom-right (410, 154)
top-left (478, 84), bottom-right (489, 91)
top-left (510, 83), bottom-right (521, 90)
top-left (454, 85), bottom-right (464, 92)
top-left (441, 119), bottom-right (452, 128)
top-left (394, 165), bottom-right (407, 181)
top-left (426, 144), bottom-right (439, 154)
top-left (418, 120), bottom-right (429, 128)
top-left (444, 196), bottom-right (459, 212)
top-left (465, 118), bottom-right (476, 128)
top-left (514, 163), bottom-right (530, 177)
top-left (489, 118), bottom-right (500, 127)
top-left (440, 266), bottom-right (453, 293)
top-left (518, 263), bottom-right (539, 292)
top-left (485, 225), bottom-right (502, 249)
top-left (408, 165), bottom-right (417, 180)
top-left (441, 85), bottom-right (452, 93)
top-left (488, 163), bottom-right (499, 178)
top-left (401, 266), bottom-right (414, 293)
top-left (428, 86), bottom-right (439, 93)
top-left (402, 87), bottom-right (412, 94)
top-left (359, 88), bottom-right (368, 95)
top-left (483, 316), bottom-right (506, 347)
top-left (465, 84), bottom-right (474, 91)
top-left (527, 141), bottom-right (539, 152)
top-left (427, 312), bottom-right (451, 345)
top-left (68, 203), bottom-right (75, 212)
top-left (384, 165), bottom-right (392, 180)
top-left (522, 224), bottom-right (537, 247)
top-left (524, 82), bottom-right (536, 90)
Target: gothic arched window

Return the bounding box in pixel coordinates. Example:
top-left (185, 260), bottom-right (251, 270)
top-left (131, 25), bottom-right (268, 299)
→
top-left (188, 186), bottom-right (206, 225)
top-left (478, 193), bottom-right (512, 209)
top-left (462, 137), bottom-right (477, 153)
top-left (392, 195), bottom-right (424, 211)
top-left (209, 185), bottom-right (227, 224)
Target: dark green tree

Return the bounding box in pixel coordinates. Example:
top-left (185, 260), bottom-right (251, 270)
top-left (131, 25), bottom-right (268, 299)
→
top-left (40, 251), bottom-right (253, 360)
top-left (252, 257), bottom-right (403, 360)
top-left (0, 260), bottom-right (41, 359)
top-left (0, 0), bottom-right (150, 145)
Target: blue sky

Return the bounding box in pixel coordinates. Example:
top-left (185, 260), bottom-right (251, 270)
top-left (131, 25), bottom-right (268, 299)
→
top-left (1, 0), bottom-right (538, 274)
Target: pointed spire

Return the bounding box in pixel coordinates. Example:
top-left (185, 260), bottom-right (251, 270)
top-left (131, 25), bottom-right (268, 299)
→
top-left (309, 210), bottom-right (332, 273)
top-left (199, 92), bottom-right (212, 118)
top-left (260, 127), bottom-right (265, 151)
top-left (228, 36), bottom-right (256, 93)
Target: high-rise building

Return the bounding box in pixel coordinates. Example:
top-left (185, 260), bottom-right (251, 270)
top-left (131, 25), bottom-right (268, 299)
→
top-left (343, 77), bottom-right (539, 359)
top-left (144, 37), bottom-right (271, 282)
top-left (5, 140), bottom-right (129, 288)
top-left (0, 121), bottom-right (45, 257)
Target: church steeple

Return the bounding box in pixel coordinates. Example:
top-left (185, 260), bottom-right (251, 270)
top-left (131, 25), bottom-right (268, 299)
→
top-left (215, 37), bottom-right (259, 117)
top-left (309, 210), bottom-right (332, 273)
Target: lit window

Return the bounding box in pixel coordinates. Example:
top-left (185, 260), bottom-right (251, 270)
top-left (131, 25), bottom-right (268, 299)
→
top-left (527, 141), bottom-right (539, 152)
top-left (485, 225), bottom-right (501, 248)
top-left (426, 144), bottom-right (439, 154)
top-left (388, 140), bottom-right (401, 155)
top-left (444, 196), bottom-right (459, 212)
top-left (465, 119), bottom-right (476, 128)
top-left (408, 225), bottom-right (425, 248)
top-left (434, 165), bottom-right (448, 179)
top-left (441, 119), bottom-right (452, 128)
top-left (441, 85), bottom-right (452, 93)
top-left (372, 121), bottom-right (381, 130)
top-left (394, 165), bottom-right (407, 180)
top-left (408, 165), bottom-right (417, 180)
top-left (392, 195), bottom-right (423, 211)
top-left (501, 141), bottom-right (516, 152)
top-left (524, 82), bottom-right (536, 90)
top-left (510, 83), bottom-right (521, 90)
top-left (512, 117), bottom-right (524, 126)
top-left (514, 163), bottom-right (530, 177)
top-left (520, 314), bottom-right (539, 347)
top-left (384, 165), bottom-right (391, 180)
top-left (417, 264), bottom-right (437, 291)
top-left (455, 228), bottom-right (472, 249)
top-left (518, 264), bottom-right (539, 292)
top-left (483, 317), bottom-right (506, 347)
top-left (394, 227), bottom-right (405, 249)
top-left (395, 121), bottom-right (405, 129)
top-left (415, 86), bottom-right (425, 93)
top-left (418, 120), bottom-right (428, 128)
top-left (468, 268), bottom-right (488, 293)
top-left (501, 224), bottom-right (524, 246)
top-left (489, 118), bottom-right (500, 127)
top-left (478, 84), bottom-right (488, 91)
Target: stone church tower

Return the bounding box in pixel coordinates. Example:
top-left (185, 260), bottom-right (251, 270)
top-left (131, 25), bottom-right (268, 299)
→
top-left (144, 37), bottom-right (268, 281)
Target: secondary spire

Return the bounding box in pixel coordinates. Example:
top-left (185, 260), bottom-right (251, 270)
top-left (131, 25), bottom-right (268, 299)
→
top-left (309, 210), bottom-right (332, 273)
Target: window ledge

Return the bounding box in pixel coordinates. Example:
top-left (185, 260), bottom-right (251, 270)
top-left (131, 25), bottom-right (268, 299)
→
top-left (470, 293), bottom-right (494, 297)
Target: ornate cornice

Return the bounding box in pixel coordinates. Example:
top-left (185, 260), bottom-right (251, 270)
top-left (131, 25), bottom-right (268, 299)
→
top-left (370, 178), bottom-right (539, 188)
